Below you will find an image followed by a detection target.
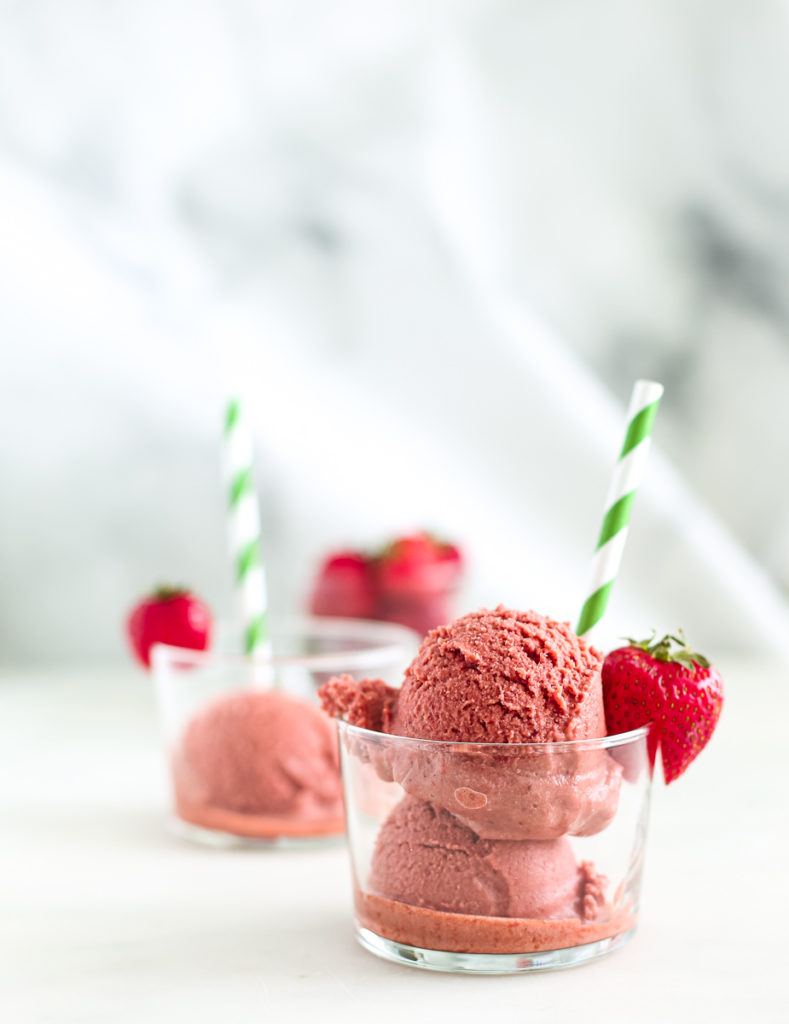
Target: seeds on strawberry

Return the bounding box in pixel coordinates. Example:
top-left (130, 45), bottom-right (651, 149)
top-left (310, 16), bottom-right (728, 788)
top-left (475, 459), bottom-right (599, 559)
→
top-left (602, 631), bottom-right (723, 784)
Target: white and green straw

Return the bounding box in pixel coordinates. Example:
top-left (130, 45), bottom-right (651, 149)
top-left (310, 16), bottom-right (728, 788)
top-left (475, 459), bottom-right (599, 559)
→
top-left (576, 379), bottom-right (664, 639)
top-left (224, 397), bottom-right (270, 657)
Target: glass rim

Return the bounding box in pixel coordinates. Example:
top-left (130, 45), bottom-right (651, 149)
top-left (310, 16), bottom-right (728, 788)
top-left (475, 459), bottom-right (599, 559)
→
top-left (336, 718), bottom-right (651, 752)
top-left (150, 614), bottom-right (420, 673)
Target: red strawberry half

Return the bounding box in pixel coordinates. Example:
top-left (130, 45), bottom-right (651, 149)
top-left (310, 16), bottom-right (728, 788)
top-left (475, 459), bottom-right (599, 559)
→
top-left (602, 631), bottom-right (723, 784)
top-left (126, 586), bottom-right (213, 669)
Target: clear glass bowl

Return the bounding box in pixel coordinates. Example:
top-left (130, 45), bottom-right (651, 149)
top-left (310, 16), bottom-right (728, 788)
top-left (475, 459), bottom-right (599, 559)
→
top-left (152, 616), bottom-right (419, 847)
top-left (338, 721), bottom-right (651, 973)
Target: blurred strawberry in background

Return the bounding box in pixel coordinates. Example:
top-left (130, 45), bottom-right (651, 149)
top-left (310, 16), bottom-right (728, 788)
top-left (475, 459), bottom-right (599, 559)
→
top-left (309, 532), bottom-right (464, 636)
top-left (309, 551), bottom-right (376, 620)
top-left (375, 534), bottom-right (463, 635)
top-left (126, 586), bottom-right (213, 669)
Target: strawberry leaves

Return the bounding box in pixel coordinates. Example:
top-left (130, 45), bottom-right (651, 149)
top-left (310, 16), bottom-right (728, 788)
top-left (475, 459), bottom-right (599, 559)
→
top-left (623, 630), bottom-right (710, 670)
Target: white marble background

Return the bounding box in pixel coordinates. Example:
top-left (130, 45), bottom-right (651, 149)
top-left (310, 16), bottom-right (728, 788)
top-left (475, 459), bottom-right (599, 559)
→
top-left (2, 0), bottom-right (789, 666)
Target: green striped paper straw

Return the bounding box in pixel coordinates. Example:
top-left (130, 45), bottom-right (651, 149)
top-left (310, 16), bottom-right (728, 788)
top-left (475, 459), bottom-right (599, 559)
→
top-left (224, 397), bottom-right (270, 657)
top-left (576, 379), bottom-right (664, 639)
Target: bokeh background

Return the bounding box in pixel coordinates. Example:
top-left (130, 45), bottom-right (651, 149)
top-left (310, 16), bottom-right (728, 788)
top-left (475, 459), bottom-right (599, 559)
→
top-left (2, 0), bottom-right (789, 666)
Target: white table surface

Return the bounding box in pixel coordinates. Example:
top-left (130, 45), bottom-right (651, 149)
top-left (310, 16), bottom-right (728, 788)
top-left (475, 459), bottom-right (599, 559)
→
top-left (2, 660), bottom-right (787, 1024)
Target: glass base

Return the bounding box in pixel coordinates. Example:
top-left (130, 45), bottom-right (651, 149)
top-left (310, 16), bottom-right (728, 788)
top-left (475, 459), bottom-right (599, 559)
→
top-left (356, 925), bottom-right (636, 974)
top-left (168, 816), bottom-right (344, 851)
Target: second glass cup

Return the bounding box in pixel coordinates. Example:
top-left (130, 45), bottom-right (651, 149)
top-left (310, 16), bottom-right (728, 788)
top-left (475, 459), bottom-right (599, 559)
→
top-left (152, 616), bottom-right (419, 847)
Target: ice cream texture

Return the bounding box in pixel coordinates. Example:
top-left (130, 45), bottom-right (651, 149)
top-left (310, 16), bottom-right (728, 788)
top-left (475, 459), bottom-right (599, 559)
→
top-left (370, 797), bottom-right (605, 921)
top-left (320, 607), bottom-right (622, 839)
top-left (321, 606), bottom-right (606, 740)
top-left (174, 690), bottom-right (344, 836)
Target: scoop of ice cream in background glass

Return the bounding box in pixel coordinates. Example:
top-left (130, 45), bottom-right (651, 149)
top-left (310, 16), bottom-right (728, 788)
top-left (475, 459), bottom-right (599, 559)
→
top-left (152, 617), bottom-right (419, 846)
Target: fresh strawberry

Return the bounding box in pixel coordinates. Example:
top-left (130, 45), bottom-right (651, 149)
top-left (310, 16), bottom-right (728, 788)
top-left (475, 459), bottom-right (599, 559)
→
top-left (373, 532), bottom-right (463, 635)
top-left (375, 533), bottom-right (462, 597)
top-left (126, 586), bottom-right (213, 669)
top-left (602, 631), bottom-right (723, 783)
top-left (309, 551), bottom-right (376, 620)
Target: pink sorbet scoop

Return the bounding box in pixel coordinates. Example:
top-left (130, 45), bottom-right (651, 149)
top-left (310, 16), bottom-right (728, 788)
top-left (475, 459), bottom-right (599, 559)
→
top-left (176, 690), bottom-right (343, 820)
top-left (369, 797), bottom-right (606, 921)
top-left (320, 607), bottom-right (622, 840)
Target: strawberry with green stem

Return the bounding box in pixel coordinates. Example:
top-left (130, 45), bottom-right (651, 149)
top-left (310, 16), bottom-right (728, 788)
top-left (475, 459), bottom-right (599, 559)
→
top-left (126, 586), bottom-right (212, 669)
top-left (602, 630), bottom-right (723, 783)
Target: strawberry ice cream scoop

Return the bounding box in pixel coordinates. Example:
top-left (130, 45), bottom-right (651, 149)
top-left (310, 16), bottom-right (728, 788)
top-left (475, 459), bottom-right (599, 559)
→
top-left (393, 606), bottom-right (606, 742)
top-left (369, 797), bottom-right (606, 921)
top-left (175, 691), bottom-right (343, 820)
top-left (320, 607), bottom-right (622, 839)
top-left (322, 607), bottom-right (606, 740)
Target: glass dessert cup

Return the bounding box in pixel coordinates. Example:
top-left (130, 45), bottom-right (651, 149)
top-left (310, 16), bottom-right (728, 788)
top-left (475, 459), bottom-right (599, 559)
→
top-left (338, 722), bottom-right (651, 973)
top-left (152, 616), bottom-right (419, 848)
